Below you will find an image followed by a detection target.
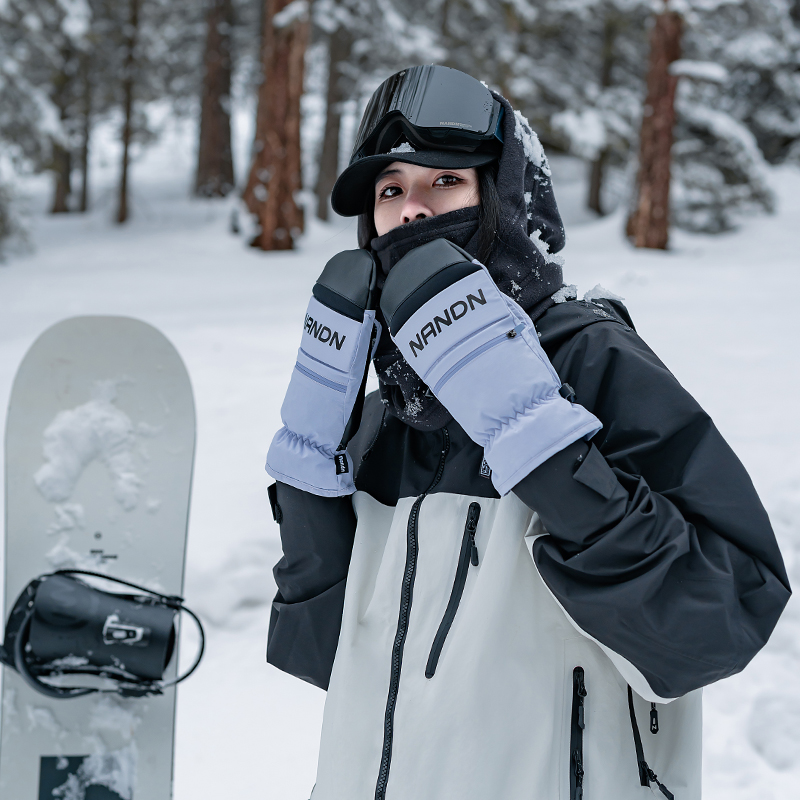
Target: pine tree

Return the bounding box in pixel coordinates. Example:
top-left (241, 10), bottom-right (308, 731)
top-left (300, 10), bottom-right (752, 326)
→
top-left (86, 0), bottom-right (204, 222)
top-left (196, 0), bottom-right (236, 197)
top-left (310, 0), bottom-right (445, 219)
top-left (313, 11), bottom-right (354, 220)
top-left (244, 0), bottom-right (311, 250)
top-left (627, 6), bottom-right (682, 249)
top-left (0, 0), bottom-right (94, 213)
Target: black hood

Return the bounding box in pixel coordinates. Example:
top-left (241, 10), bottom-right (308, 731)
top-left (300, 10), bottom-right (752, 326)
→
top-left (365, 93), bottom-right (567, 430)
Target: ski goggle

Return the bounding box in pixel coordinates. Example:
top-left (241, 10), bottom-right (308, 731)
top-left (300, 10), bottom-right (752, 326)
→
top-left (350, 65), bottom-right (504, 163)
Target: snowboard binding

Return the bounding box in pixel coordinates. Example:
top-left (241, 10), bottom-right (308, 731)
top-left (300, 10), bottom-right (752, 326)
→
top-left (0, 570), bottom-right (205, 699)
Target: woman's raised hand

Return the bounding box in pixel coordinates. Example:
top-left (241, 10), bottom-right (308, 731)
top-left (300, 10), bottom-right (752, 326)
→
top-left (266, 250), bottom-right (381, 497)
top-left (380, 239), bottom-right (601, 495)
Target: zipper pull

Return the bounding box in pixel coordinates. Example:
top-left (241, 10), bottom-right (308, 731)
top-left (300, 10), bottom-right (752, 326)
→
top-left (650, 703), bottom-right (659, 734)
top-left (469, 531), bottom-right (479, 566)
top-left (506, 323), bottom-right (525, 339)
top-left (467, 503), bottom-right (480, 565)
top-left (572, 749), bottom-right (584, 797)
top-left (575, 668), bottom-right (586, 728)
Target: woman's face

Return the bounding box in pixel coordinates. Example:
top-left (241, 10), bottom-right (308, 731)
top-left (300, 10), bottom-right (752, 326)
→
top-left (373, 162), bottom-right (479, 236)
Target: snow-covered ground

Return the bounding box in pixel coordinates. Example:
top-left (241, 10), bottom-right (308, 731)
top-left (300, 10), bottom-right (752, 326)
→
top-left (1, 115), bottom-right (799, 799)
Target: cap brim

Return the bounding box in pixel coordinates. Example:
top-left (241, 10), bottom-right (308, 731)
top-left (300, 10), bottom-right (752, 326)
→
top-left (331, 150), bottom-right (497, 217)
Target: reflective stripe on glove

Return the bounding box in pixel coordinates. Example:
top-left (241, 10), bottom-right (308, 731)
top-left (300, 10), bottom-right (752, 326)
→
top-left (380, 239), bottom-right (601, 495)
top-left (267, 249), bottom-right (381, 497)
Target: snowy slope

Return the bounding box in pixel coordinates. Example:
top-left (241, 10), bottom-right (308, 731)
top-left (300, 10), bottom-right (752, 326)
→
top-left (1, 121), bottom-right (798, 799)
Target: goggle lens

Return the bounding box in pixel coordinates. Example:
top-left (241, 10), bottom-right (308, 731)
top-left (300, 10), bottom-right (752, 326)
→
top-left (352, 66), bottom-right (502, 161)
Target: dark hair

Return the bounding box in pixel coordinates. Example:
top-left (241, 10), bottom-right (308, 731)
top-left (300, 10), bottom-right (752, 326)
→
top-left (474, 161), bottom-right (500, 264)
top-left (357, 161), bottom-right (501, 263)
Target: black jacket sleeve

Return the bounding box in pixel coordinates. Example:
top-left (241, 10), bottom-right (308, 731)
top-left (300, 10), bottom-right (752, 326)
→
top-left (265, 396), bottom-right (387, 689)
top-left (513, 301), bottom-right (791, 699)
top-left (266, 482), bottom-right (356, 690)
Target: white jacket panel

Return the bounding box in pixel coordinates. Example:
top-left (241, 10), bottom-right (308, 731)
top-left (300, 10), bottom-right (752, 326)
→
top-left (312, 490), bottom-right (701, 800)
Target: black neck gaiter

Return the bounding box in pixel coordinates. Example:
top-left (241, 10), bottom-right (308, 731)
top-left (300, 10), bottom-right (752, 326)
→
top-left (371, 206), bottom-right (480, 288)
top-left (371, 208), bottom-right (480, 431)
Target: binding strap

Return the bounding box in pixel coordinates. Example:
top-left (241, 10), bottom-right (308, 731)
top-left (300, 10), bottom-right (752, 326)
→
top-left (627, 686), bottom-right (674, 800)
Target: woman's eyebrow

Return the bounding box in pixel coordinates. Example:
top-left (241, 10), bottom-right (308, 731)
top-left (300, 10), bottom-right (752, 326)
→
top-left (375, 168), bottom-right (401, 184)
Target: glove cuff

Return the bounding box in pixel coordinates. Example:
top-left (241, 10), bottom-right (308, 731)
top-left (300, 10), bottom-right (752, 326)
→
top-left (266, 427), bottom-right (356, 497)
top-left (484, 396), bottom-right (602, 496)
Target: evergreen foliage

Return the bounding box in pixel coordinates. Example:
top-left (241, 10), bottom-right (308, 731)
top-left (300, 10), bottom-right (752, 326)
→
top-left (0, 0), bottom-right (798, 238)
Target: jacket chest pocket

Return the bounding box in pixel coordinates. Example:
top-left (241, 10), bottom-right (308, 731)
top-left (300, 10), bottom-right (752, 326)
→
top-left (424, 501), bottom-right (481, 679)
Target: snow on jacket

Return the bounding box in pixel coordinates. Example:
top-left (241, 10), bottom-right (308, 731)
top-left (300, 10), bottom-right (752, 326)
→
top-left (266, 296), bottom-right (790, 800)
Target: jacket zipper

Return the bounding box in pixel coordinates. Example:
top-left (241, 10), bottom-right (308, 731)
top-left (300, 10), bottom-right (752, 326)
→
top-left (627, 686), bottom-right (673, 799)
top-left (424, 502), bottom-right (481, 679)
top-left (570, 666), bottom-right (587, 800)
top-left (294, 361), bottom-right (346, 393)
top-left (374, 427), bottom-right (450, 800)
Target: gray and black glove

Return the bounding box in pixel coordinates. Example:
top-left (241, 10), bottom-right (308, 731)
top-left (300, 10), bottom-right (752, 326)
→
top-left (380, 239), bottom-right (601, 495)
top-left (266, 249), bottom-right (380, 496)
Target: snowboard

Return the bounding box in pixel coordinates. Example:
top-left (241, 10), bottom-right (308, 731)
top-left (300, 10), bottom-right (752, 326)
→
top-left (0, 316), bottom-right (196, 800)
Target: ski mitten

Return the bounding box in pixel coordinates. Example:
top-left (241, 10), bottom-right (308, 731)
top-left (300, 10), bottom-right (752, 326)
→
top-left (380, 239), bottom-right (601, 495)
top-left (266, 249), bottom-right (381, 497)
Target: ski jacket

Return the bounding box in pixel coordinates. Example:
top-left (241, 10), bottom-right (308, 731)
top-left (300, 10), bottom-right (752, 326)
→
top-left (266, 296), bottom-right (790, 800)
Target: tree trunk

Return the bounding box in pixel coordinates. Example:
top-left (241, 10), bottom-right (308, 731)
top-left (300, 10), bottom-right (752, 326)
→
top-left (626, 8), bottom-right (682, 249)
top-left (117, 0), bottom-right (140, 225)
top-left (50, 58), bottom-right (73, 214)
top-left (79, 54), bottom-right (92, 213)
top-left (196, 0), bottom-right (235, 197)
top-left (50, 141), bottom-right (71, 213)
top-left (587, 150), bottom-right (607, 215)
top-left (587, 12), bottom-right (618, 216)
top-left (243, 0), bottom-right (310, 250)
top-left (315, 25), bottom-right (351, 221)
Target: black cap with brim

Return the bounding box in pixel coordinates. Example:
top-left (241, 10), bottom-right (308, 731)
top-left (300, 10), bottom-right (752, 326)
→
top-left (331, 149), bottom-right (498, 217)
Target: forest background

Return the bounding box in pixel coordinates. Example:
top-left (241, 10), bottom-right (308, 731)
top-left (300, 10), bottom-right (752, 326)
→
top-left (2, 0), bottom-right (800, 253)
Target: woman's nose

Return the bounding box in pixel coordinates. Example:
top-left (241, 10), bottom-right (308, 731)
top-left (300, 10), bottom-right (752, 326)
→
top-left (400, 189), bottom-right (433, 224)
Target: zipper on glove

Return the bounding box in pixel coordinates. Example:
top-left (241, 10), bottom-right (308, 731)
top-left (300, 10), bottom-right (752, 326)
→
top-left (432, 330), bottom-right (518, 394)
top-left (425, 502), bottom-right (481, 679)
top-left (374, 428), bottom-right (450, 800)
top-left (570, 667), bottom-right (587, 800)
top-left (294, 361), bottom-right (346, 393)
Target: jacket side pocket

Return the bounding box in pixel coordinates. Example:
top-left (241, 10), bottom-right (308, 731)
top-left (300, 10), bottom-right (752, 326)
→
top-left (570, 666), bottom-right (587, 800)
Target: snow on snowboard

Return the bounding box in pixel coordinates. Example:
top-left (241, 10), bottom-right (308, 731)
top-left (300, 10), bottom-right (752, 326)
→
top-left (0, 317), bottom-right (197, 800)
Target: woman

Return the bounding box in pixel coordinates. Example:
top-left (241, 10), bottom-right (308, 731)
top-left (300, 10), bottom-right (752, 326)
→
top-left (265, 66), bottom-right (790, 800)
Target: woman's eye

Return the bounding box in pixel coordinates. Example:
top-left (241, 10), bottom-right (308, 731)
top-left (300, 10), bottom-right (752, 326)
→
top-left (435, 174), bottom-right (461, 187)
top-left (378, 185), bottom-right (402, 199)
